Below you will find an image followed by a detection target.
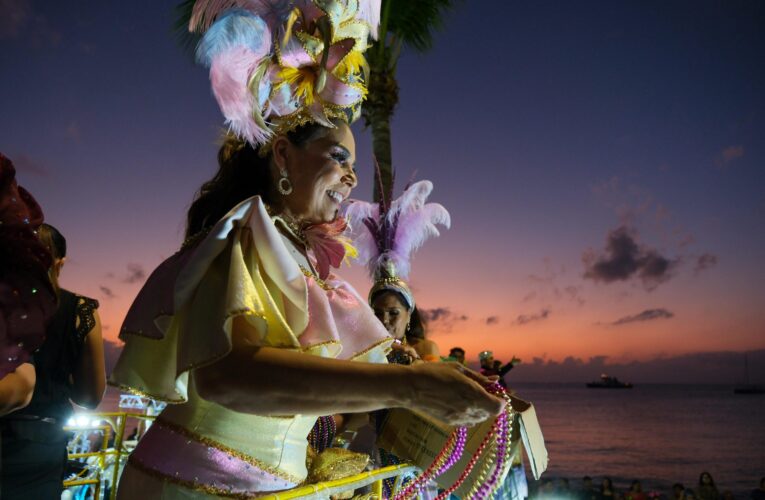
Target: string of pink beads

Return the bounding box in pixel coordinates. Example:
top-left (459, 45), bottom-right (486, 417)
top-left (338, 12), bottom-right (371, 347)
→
top-left (392, 382), bottom-right (514, 500)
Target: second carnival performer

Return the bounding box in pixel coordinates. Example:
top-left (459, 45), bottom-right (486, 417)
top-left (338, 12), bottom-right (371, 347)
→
top-left (345, 176), bottom-right (452, 498)
top-left (110, 1), bottom-right (504, 497)
top-left (345, 176), bottom-right (449, 365)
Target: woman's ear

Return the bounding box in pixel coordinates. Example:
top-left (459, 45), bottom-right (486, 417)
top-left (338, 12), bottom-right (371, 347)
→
top-left (271, 136), bottom-right (290, 173)
top-left (53, 257), bottom-right (66, 277)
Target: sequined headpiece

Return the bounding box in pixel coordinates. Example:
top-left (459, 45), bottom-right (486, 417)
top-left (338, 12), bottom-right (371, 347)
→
top-left (344, 169), bottom-right (450, 312)
top-left (189, 0), bottom-right (380, 148)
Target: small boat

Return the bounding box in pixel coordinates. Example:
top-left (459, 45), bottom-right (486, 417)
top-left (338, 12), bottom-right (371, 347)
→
top-left (734, 353), bottom-right (764, 394)
top-left (586, 373), bottom-right (633, 389)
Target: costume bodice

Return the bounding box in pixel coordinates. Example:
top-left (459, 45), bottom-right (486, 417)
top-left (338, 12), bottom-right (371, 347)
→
top-left (112, 196), bottom-right (392, 495)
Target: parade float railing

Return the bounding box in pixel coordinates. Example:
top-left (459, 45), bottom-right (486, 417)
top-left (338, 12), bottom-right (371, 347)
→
top-left (64, 409), bottom-right (419, 500)
top-left (259, 464), bottom-right (419, 499)
top-left (63, 411), bottom-right (158, 500)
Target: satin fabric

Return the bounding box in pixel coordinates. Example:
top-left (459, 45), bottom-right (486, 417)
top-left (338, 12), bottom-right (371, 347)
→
top-left (111, 196), bottom-right (392, 497)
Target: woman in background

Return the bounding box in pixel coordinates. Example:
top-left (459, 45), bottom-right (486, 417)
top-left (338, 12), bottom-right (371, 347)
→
top-left (0, 223), bottom-right (106, 499)
top-left (698, 472), bottom-right (720, 500)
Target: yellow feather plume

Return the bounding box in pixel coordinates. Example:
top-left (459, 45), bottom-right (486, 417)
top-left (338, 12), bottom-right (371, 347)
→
top-left (277, 66), bottom-right (317, 106)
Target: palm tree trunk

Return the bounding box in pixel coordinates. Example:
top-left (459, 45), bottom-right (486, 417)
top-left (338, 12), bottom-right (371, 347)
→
top-left (365, 57), bottom-right (399, 203)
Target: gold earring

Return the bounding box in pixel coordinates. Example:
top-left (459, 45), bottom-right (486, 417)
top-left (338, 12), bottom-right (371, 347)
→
top-left (278, 168), bottom-right (293, 195)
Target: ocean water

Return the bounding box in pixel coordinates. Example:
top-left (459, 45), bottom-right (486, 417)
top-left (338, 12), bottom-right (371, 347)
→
top-left (94, 384), bottom-right (764, 496)
top-left (511, 383), bottom-right (765, 496)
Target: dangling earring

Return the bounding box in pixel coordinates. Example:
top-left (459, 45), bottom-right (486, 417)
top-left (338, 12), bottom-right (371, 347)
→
top-left (278, 168), bottom-right (293, 195)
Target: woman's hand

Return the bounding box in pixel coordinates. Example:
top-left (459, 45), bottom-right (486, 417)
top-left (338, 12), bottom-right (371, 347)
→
top-left (403, 362), bottom-right (505, 426)
top-left (390, 341), bottom-right (420, 363)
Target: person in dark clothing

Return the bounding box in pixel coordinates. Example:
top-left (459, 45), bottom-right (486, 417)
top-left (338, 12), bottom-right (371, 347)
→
top-left (479, 350), bottom-right (520, 388)
top-left (0, 223), bottom-right (106, 499)
top-left (579, 476), bottom-right (599, 500)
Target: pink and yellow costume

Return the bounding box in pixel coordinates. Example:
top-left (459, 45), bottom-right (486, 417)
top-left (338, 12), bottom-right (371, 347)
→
top-left (111, 197), bottom-right (392, 497)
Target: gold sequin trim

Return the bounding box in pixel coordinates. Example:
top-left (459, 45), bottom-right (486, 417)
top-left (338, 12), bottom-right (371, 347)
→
top-left (107, 381), bottom-right (186, 404)
top-left (302, 340), bottom-right (340, 352)
top-left (127, 455), bottom-right (269, 499)
top-left (349, 338), bottom-right (394, 361)
top-left (299, 265), bottom-right (335, 291)
top-left (155, 417), bottom-right (305, 485)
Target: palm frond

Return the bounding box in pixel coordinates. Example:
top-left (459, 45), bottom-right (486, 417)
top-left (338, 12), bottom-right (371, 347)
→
top-left (384, 0), bottom-right (458, 53)
top-left (174, 0), bottom-right (202, 57)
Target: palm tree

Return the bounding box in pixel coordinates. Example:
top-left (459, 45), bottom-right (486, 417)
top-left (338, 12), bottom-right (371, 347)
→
top-left (364, 0), bottom-right (457, 202)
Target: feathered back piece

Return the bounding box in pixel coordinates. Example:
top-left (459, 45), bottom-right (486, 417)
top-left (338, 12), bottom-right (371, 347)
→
top-left (187, 0), bottom-right (381, 147)
top-left (344, 167), bottom-right (450, 310)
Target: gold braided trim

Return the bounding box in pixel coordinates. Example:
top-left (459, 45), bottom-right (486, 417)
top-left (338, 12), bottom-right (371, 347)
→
top-left (302, 339), bottom-right (341, 353)
top-left (106, 380), bottom-right (186, 404)
top-left (349, 337), bottom-right (394, 361)
top-left (154, 417), bottom-right (306, 485)
top-left (299, 265), bottom-right (335, 291)
top-left (127, 454), bottom-right (277, 499)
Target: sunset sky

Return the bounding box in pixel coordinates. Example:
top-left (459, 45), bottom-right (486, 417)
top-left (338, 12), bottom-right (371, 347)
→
top-left (2, 0), bottom-right (763, 372)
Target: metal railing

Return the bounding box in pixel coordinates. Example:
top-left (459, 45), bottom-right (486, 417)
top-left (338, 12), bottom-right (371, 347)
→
top-left (63, 411), bottom-right (417, 499)
top-left (63, 411), bottom-right (157, 500)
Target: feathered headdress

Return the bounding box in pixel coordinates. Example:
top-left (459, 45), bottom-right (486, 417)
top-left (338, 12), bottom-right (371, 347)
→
top-left (187, 0), bottom-right (380, 148)
top-left (344, 168), bottom-right (450, 310)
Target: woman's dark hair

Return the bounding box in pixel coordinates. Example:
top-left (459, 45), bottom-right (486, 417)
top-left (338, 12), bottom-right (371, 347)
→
top-left (185, 122), bottom-right (337, 239)
top-left (39, 223), bottom-right (66, 259)
top-left (698, 472), bottom-right (716, 488)
top-left (406, 306), bottom-right (427, 343)
top-left (369, 288), bottom-right (427, 343)
top-left (38, 223), bottom-right (66, 292)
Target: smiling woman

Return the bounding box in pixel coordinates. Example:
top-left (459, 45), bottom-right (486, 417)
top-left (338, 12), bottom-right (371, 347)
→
top-left (185, 119), bottom-right (355, 242)
top-left (109, 2), bottom-right (504, 496)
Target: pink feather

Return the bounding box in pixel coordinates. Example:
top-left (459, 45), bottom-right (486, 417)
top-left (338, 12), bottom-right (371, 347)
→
top-left (387, 180), bottom-right (433, 225)
top-left (357, 0), bottom-right (382, 39)
top-left (343, 200), bottom-right (380, 265)
top-left (392, 203), bottom-right (450, 279)
top-left (190, 0), bottom-right (295, 33)
top-left (210, 46), bottom-right (273, 145)
top-left (344, 181), bottom-right (450, 281)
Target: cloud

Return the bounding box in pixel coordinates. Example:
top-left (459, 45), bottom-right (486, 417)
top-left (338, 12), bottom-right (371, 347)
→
top-left (611, 308), bottom-right (674, 326)
top-left (420, 307), bottom-right (468, 332)
top-left (99, 286), bottom-right (116, 299)
top-left (485, 316), bottom-right (499, 326)
top-left (11, 154), bottom-right (49, 176)
top-left (715, 145), bottom-right (744, 168)
top-left (514, 308), bottom-right (551, 326)
top-left (0, 0), bottom-right (60, 46)
top-left (0, 0), bottom-right (31, 39)
top-left (694, 253), bottom-right (718, 275)
top-left (505, 349), bottom-right (765, 384)
top-left (583, 226), bottom-right (678, 290)
top-left (123, 263), bottom-right (146, 284)
top-left (522, 258), bottom-right (584, 307)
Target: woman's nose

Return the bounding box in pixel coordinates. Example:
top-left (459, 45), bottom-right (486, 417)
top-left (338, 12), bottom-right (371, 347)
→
top-left (341, 166), bottom-right (357, 188)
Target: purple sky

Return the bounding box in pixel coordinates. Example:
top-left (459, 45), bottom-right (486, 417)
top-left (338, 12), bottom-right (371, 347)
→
top-left (2, 0), bottom-right (763, 375)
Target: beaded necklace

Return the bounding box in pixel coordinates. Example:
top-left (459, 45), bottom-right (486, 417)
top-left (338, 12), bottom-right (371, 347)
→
top-left (392, 383), bottom-right (514, 500)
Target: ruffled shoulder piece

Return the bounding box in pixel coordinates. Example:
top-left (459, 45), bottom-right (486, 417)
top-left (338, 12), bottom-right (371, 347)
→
top-left (111, 196), bottom-right (310, 403)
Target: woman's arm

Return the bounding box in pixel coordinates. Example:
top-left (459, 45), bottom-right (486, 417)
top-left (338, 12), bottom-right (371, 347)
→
top-left (413, 339), bottom-right (441, 361)
top-left (0, 363), bottom-right (35, 416)
top-left (195, 317), bottom-right (504, 426)
top-left (70, 308), bottom-right (106, 409)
